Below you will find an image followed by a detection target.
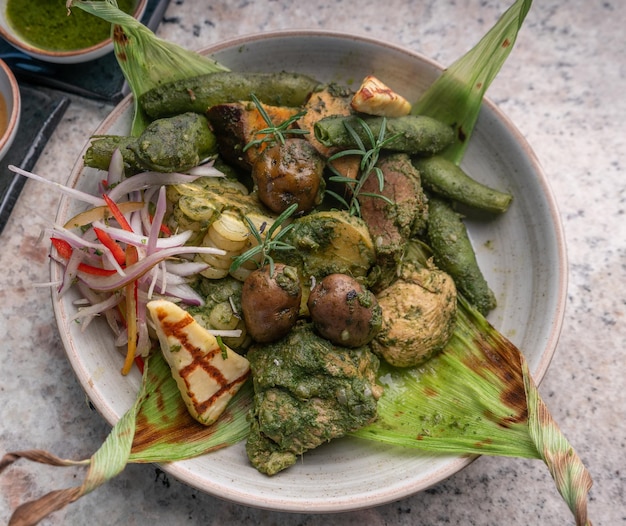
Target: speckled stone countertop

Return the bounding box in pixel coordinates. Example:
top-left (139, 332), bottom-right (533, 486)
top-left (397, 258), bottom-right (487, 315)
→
top-left (1, 1), bottom-right (624, 524)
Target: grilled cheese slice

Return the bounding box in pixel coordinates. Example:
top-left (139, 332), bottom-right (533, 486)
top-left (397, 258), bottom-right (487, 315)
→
top-left (147, 299), bottom-right (250, 426)
top-left (351, 75), bottom-right (412, 117)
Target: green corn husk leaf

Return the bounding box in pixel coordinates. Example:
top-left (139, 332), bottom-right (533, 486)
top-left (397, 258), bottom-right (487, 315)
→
top-left (411, 0), bottom-right (532, 164)
top-left (68, 0), bottom-right (230, 136)
top-left (353, 296), bottom-right (592, 526)
top-left (128, 350), bottom-right (253, 463)
top-left (353, 295), bottom-right (537, 456)
top-left (0, 352), bottom-right (253, 526)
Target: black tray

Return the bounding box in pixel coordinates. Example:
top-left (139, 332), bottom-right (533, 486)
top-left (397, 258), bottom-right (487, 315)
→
top-left (0, 85), bottom-right (70, 235)
top-left (0, 0), bottom-right (171, 234)
top-left (0, 0), bottom-right (171, 103)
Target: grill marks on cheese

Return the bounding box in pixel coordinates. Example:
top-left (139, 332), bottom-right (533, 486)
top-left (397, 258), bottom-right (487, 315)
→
top-left (147, 300), bottom-right (250, 425)
top-left (160, 315), bottom-right (235, 416)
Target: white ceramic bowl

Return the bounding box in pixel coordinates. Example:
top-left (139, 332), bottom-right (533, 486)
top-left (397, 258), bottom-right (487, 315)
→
top-left (0, 57), bottom-right (19, 161)
top-left (0, 0), bottom-right (147, 64)
top-left (53, 31), bottom-right (567, 512)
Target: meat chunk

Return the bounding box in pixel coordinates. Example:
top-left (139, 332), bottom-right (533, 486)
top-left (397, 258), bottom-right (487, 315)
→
top-left (359, 153), bottom-right (428, 290)
top-left (245, 322), bottom-right (382, 475)
top-left (372, 262), bottom-right (457, 368)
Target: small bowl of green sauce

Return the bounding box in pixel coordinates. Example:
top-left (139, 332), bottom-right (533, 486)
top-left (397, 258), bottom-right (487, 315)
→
top-left (0, 0), bottom-right (147, 64)
top-left (0, 57), bottom-right (19, 162)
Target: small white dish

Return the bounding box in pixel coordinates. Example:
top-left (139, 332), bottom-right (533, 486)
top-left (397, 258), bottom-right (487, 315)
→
top-left (53, 30), bottom-right (567, 512)
top-left (0, 0), bottom-right (147, 64)
top-left (0, 57), bottom-right (19, 161)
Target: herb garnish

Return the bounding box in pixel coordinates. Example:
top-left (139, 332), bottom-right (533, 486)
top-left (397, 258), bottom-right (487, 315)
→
top-left (229, 203), bottom-right (298, 277)
top-left (242, 94), bottom-right (309, 152)
top-left (325, 117), bottom-right (398, 217)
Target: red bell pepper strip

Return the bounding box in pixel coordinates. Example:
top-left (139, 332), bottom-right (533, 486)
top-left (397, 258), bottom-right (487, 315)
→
top-left (50, 237), bottom-right (118, 277)
top-left (50, 237), bottom-right (73, 259)
top-left (102, 193), bottom-right (133, 232)
top-left (93, 227), bottom-right (126, 266)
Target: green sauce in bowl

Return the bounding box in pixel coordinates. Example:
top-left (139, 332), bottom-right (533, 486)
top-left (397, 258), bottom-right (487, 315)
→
top-left (6, 0), bottom-right (136, 52)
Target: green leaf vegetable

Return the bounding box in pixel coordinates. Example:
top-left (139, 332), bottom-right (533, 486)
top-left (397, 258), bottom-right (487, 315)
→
top-left (411, 0), bottom-right (533, 164)
top-left (1, 1), bottom-right (593, 525)
top-left (67, 0), bottom-right (229, 136)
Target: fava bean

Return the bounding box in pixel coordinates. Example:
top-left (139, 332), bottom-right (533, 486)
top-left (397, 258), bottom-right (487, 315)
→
top-left (426, 196), bottom-right (497, 315)
top-left (139, 71), bottom-right (321, 119)
top-left (413, 155), bottom-right (512, 214)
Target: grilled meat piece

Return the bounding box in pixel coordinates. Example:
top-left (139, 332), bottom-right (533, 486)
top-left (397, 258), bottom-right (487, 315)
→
top-left (245, 321), bottom-right (382, 475)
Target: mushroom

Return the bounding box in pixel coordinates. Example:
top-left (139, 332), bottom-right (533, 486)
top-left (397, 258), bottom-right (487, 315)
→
top-left (241, 263), bottom-right (302, 343)
top-left (307, 273), bottom-right (382, 348)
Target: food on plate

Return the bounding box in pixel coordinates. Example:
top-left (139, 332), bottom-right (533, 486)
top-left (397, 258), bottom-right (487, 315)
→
top-left (426, 196), bottom-right (497, 315)
top-left (245, 321), bottom-right (383, 475)
top-left (297, 83), bottom-right (360, 179)
top-left (85, 112), bottom-right (217, 174)
top-left (139, 71), bottom-right (320, 119)
top-left (251, 137), bottom-right (326, 214)
top-left (413, 155), bottom-right (513, 214)
top-left (308, 273), bottom-right (382, 348)
top-left (40, 60), bottom-right (505, 472)
top-left (60, 65), bottom-right (500, 468)
top-left (350, 75), bottom-right (412, 117)
top-left (207, 101), bottom-right (303, 170)
top-left (358, 152), bottom-right (429, 291)
top-left (187, 275), bottom-right (250, 350)
top-left (372, 261), bottom-right (457, 367)
top-left (241, 263), bottom-right (302, 343)
top-left (314, 113), bottom-right (455, 155)
top-left (147, 299), bottom-right (251, 425)
top-left (279, 210), bottom-right (376, 282)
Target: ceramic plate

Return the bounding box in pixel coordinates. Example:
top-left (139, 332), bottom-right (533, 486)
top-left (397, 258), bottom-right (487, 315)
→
top-left (52, 31), bottom-right (567, 512)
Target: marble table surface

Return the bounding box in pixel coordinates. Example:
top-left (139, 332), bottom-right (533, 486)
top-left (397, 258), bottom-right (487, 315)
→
top-left (1, 1), bottom-right (624, 524)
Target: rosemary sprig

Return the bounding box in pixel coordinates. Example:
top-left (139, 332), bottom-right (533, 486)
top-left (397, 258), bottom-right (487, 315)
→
top-left (326, 117), bottom-right (398, 217)
top-left (229, 203), bottom-right (298, 277)
top-left (242, 94), bottom-right (309, 152)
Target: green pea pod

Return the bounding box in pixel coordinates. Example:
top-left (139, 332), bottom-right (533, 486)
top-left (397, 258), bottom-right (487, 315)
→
top-left (84, 135), bottom-right (139, 172)
top-left (426, 196), bottom-right (496, 315)
top-left (139, 71), bottom-right (321, 119)
top-left (130, 112), bottom-right (217, 172)
top-left (85, 113), bottom-right (217, 174)
top-left (413, 155), bottom-right (513, 214)
top-left (314, 114), bottom-right (454, 155)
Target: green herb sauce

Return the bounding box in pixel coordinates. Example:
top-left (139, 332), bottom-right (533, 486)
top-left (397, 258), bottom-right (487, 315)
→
top-left (6, 0), bottom-right (137, 52)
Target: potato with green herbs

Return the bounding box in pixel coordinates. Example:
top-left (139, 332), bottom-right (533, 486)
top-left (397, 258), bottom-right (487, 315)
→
top-left (308, 274), bottom-right (382, 348)
top-left (252, 137), bottom-right (325, 214)
top-left (241, 263), bottom-right (302, 343)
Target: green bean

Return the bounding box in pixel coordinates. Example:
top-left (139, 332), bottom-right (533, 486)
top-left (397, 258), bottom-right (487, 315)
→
top-left (139, 71), bottom-right (321, 119)
top-left (426, 196), bottom-right (497, 315)
top-left (413, 156), bottom-right (512, 214)
top-left (313, 114), bottom-right (454, 155)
